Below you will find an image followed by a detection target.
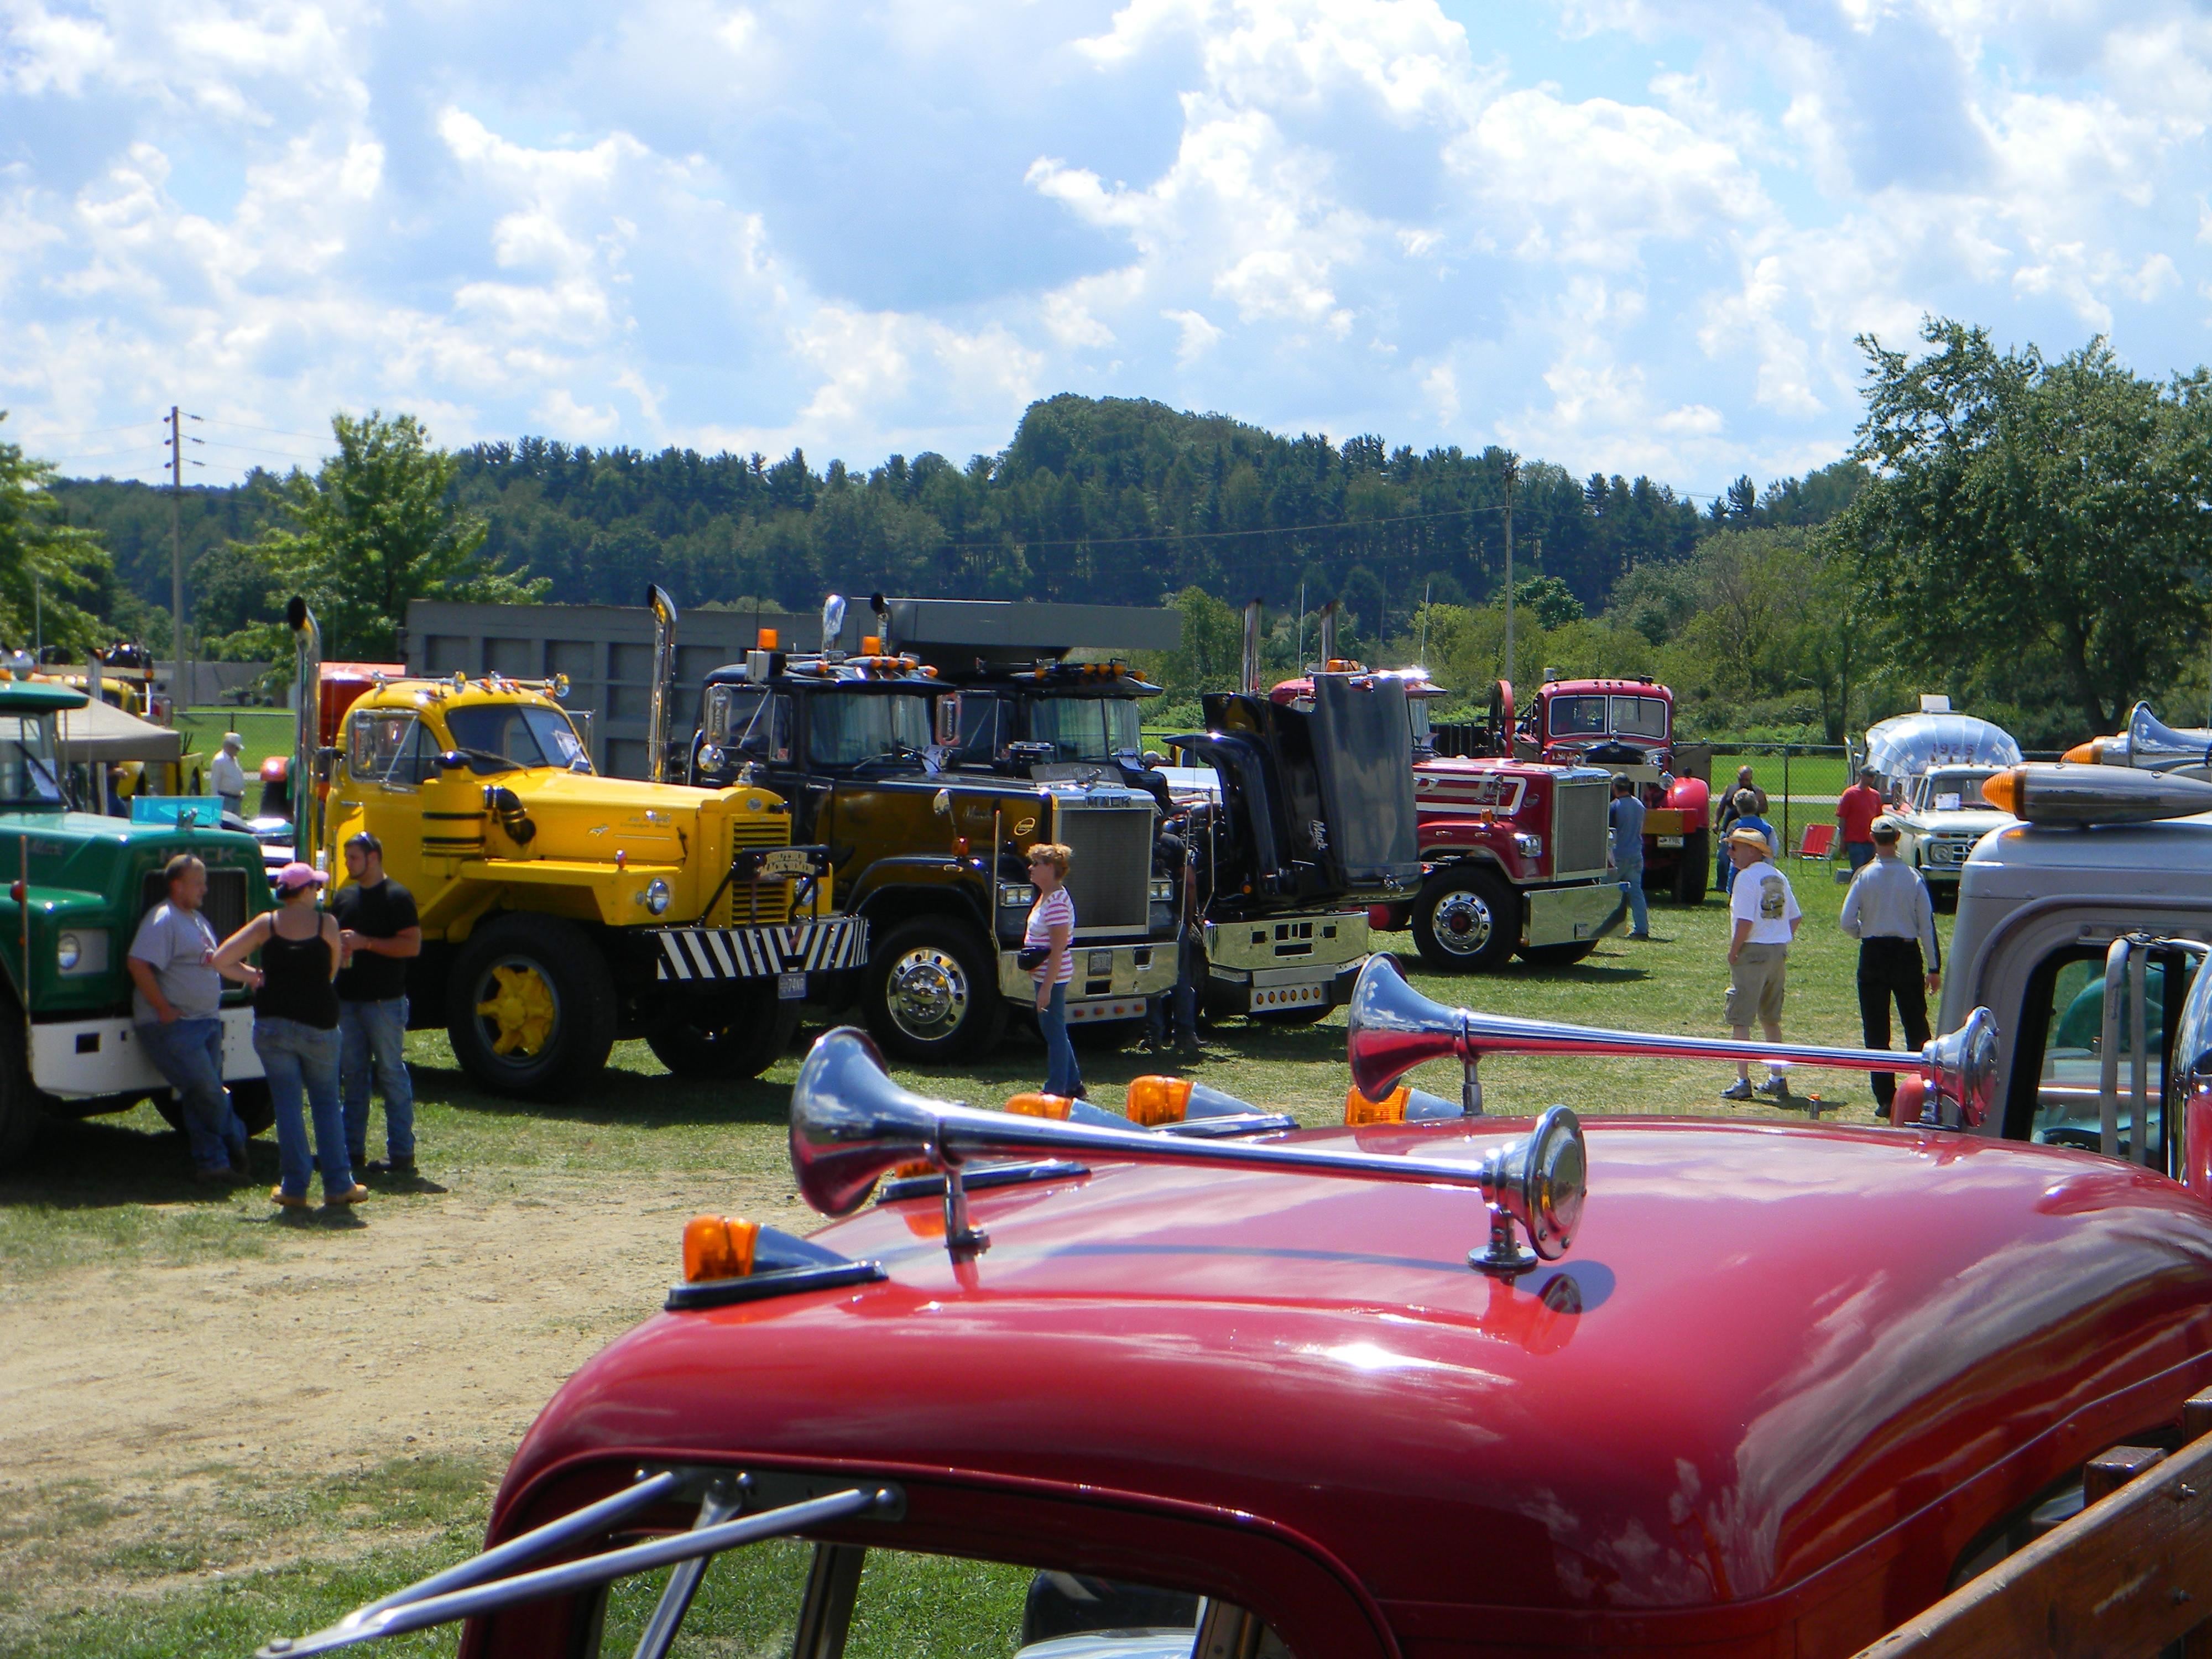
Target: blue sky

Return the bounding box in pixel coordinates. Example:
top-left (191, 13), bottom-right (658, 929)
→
top-left (3, 0), bottom-right (2208, 495)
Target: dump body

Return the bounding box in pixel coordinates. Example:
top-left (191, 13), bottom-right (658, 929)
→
top-left (477, 1115), bottom-right (2212, 1657)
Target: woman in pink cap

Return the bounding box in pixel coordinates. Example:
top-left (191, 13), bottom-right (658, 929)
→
top-left (213, 863), bottom-right (364, 1209)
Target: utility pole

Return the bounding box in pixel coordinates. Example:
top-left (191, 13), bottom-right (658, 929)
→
top-left (1501, 452), bottom-right (1519, 691)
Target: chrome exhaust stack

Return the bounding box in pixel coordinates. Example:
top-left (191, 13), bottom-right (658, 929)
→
top-left (646, 583), bottom-right (679, 785)
top-left (284, 595), bottom-right (321, 864)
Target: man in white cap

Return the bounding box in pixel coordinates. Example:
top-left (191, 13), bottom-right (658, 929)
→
top-left (211, 731), bottom-right (248, 820)
top-left (1721, 823), bottom-right (1801, 1102)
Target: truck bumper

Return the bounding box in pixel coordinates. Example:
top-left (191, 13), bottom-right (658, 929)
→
top-left (1523, 883), bottom-right (1628, 948)
top-left (1204, 911), bottom-right (1372, 1015)
top-left (652, 916), bottom-right (870, 990)
top-left (998, 942), bottom-right (1177, 1025)
top-left (31, 1007), bottom-right (266, 1100)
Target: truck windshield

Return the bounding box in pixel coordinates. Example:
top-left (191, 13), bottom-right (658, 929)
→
top-left (444, 705), bottom-right (593, 774)
top-left (1029, 696), bottom-right (1143, 762)
top-left (1551, 696), bottom-right (1608, 736)
top-left (1613, 696), bottom-right (1668, 739)
top-left (0, 716), bottom-right (65, 807)
top-left (808, 693), bottom-right (933, 767)
top-left (1923, 768), bottom-right (1997, 810)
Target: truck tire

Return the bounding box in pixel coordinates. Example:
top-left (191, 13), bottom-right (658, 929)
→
top-left (862, 919), bottom-right (1008, 1062)
top-left (0, 1015), bottom-right (39, 1169)
top-left (647, 982), bottom-right (801, 1080)
top-left (447, 913), bottom-right (617, 1100)
top-left (1411, 865), bottom-right (1520, 973)
top-left (1672, 832), bottom-right (1710, 906)
top-left (154, 1077), bottom-right (275, 1136)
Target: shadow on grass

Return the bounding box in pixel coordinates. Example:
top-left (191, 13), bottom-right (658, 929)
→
top-left (409, 1057), bottom-right (796, 1132)
top-left (0, 1112), bottom-right (276, 1214)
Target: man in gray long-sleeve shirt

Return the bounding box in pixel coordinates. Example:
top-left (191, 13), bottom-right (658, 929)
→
top-left (1839, 821), bottom-right (1940, 1118)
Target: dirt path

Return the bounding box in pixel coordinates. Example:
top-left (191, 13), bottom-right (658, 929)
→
top-left (0, 1172), bottom-right (808, 1493)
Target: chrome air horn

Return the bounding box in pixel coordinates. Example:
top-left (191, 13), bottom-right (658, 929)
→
top-left (1346, 956), bottom-right (1999, 1128)
top-left (790, 1027), bottom-right (1588, 1276)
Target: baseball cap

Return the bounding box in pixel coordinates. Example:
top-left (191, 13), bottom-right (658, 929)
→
top-left (1872, 820), bottom-right (1903, 842)
top-left (274, 861), bottom-right (327, 895)
top-left (221, 732), bottom-right (244, 750)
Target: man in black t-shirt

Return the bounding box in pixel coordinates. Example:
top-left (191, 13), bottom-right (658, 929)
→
top-left (333, 831), bottom-right (423, 1177)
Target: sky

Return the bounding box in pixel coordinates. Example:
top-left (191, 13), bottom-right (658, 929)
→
top-left (2, 0), bottom-right (2208, 495)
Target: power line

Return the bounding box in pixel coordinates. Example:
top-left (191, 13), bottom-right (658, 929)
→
top-left (198, 416), bottom-right (331, 442)
top-left (194, 437), bottom-right (322, 462)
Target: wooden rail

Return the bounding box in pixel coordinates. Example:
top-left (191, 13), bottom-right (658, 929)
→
top-left (1855, 1390), bottom-right (2212, 1659)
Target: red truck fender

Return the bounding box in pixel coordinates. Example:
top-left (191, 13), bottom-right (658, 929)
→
top-left (1664, 774), bottom-right (1709, 816)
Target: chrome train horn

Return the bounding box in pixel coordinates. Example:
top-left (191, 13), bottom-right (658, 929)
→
top-left (790, 1027), bottom-right (1588, 1275)
top-left (2125, 703), bottom-right (2212, 775)
top-left (1347, 956), bottom-right (1999, 1128)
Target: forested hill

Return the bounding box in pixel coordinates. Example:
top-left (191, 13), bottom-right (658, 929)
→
top-left (51, 393), bottom-right (1863, 646)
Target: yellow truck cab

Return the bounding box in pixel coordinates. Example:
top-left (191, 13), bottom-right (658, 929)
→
top-left (304, 608), bottom-right (863, 1098)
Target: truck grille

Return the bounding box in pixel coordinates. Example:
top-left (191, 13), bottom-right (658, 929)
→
top-left (717, 816), bottom-right (796, 926)
top-left (138, 867), bottom-right (252, 941)
top-left (1552, 781), bottom-right (1611, 880)
top-left (1058, 803), bottom-right (1154, 932)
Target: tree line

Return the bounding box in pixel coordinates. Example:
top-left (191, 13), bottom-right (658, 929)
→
top-left (7, 316), bottom-right (2208, 748)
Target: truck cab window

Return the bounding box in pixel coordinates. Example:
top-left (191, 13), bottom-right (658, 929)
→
top-left (1551, 696), bottom-right (1608, 737)
top-left (1613, 696), bottom-right (1667, 738)
top-left (1030, 696), bottom-right (1142, 762)
top-left (0, 716), bottom-right (65, 806)
top-left (349, 711), bottom-right (426, 787)
top-left (809, 693), bottom-right (933, 768)
top-left (954, 691), bottom-right (1004, 764)
top-left (444, 705), bottom-right (593, 775)
top-left (709, 686), bottom-right (791, 761)
top-left (2011, 947), bottom-right (2193, 1159)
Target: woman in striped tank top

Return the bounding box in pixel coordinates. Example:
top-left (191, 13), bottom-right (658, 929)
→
top-left (1025, 842), bottom-right (1081, 1100)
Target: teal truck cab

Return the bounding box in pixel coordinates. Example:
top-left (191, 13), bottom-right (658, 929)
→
top-left (0, 675), bottom-right (273, 1166)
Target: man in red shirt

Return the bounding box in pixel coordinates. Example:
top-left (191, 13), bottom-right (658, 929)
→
top-left (1837, 765), bottom-right (1885, 877)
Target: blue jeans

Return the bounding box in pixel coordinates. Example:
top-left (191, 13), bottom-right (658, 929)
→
top-left (1146, 927), bottom-right (1200, 1046)
top-left (138, 1016), bottom-right (243, 1175)
top-left (1039, 981), bottom-right (1082, 1099)
top-left (257, 1017), bottom-right (349, 1199)
top-left (340, 997), bottom-right (413, 1165)
top-left (1616, 860), bottom-right (1650, 936)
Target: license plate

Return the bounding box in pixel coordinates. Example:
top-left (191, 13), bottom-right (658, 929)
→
top-left (758, 848), bottom-right (814, 878)
top-left (1656, 836), bottom-right (1684, 848)
top-left (778, 971), bottom-right (806, 1000)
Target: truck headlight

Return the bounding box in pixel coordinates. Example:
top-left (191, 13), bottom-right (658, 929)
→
top-left (697, 745), bottom-right (726, 774)
top-left (56, 932), bottom-right (80, 971)
top-left (56, 930), bottom-right (105, 975)
top-left (642, 879), bottom-right (672, 915)
top-left (1514, 832), bottom-right (1544, 859)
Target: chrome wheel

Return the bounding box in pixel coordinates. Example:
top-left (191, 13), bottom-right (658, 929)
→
top-left (1431, 890), bottom-right (1496, 957)
top-left (884, 945), bottom-right (971, 1043)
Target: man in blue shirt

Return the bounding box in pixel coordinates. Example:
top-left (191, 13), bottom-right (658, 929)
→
top-left (1608, 775), bottom-right (1649, 939)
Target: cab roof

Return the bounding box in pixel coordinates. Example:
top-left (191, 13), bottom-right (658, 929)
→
top-left (352, 674), bottom-right (568, 714)
top-left (499, 1115), bottom-right (2212, 1631)
top-left (1542, 677), bottom-right (1669, 701)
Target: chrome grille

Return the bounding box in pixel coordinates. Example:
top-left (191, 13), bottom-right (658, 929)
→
top-left (1058, 803), bottom-right (1154, 932)
top-left (138, 867), bottom-right (251, 940)
top-left (1552, 782), bottom-right (1611, 879)
top-left (717, 815), bottom-right (796, 926)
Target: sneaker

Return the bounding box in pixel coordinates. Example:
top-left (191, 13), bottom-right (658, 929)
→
top-left (1756, 1074), bottom-right (1790, 1100)
top-left (1719, 1078), bottom-right (1754, 1102)
top-left (1627, 932), bottom-right (1651, 940)
top-left (269, 1186), bottom-right (311, 1209)
top-left (366, 1157), bottom-right (417, 1178)
top-left (324, 1183), bottom-right (371, 1207)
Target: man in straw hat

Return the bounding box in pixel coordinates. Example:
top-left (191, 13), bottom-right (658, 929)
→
top-left (1720, 823), bottom-right (1801, 1102)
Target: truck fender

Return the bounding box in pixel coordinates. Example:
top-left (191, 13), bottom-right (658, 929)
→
top-left (1665, 775), bottom-right (1710, 816)
top-left (851, 871), bottom-right (993, 939)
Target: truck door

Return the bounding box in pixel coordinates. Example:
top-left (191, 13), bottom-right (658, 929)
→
top-left (2001, 942), bottom-right (2199, 1166)
top-left (341, 709), bottom-right (437, 888)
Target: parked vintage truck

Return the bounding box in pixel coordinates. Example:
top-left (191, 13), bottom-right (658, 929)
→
top-left (0, 671), bottom-right (275, 1167)
top-left (686, 602), bottom-right (1175, 1060)
top-left (289, 593), bottom-right (861, 1098)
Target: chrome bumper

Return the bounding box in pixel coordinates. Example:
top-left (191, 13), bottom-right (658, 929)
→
top-left (998, 942), bottom-right (1177, 1024)
top-left (1523, 883), bottom-right (1627, 948)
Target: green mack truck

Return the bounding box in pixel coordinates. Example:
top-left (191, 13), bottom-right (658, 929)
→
top-left (0, 674), bottom-right (274, 1168)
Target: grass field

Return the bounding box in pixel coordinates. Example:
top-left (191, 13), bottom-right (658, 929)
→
top-left (174, 708), bottom-right (295, 773)
top-left (0, 865), bottom-right (1926, 1656)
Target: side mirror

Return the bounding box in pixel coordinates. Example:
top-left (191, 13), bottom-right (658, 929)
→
top-left (932, 789), bottom-right (952, 819)
top-left (437, 751), bottom-right (467, 772)
top-left (936, 692), bottom-right (961, 748)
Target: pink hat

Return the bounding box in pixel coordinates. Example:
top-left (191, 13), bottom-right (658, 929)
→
top-left (274, 861), bottom-right (327, 895)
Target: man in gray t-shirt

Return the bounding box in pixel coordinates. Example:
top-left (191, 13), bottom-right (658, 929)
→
top-left (127, 855), bottom-right (246, 1180)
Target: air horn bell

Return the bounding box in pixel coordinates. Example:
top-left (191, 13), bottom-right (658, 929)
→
top-left (790, 1026), bottom-right (1588, 1275)
top-left (1347, 955), bottom-right (1999, 1128)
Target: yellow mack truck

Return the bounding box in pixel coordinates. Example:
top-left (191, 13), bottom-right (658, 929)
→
top-left (285, 592), bottom-right (862, 1099)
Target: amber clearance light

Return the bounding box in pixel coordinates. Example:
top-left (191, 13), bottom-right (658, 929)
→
top-left (682, 1214), bottom-right (760, 1283)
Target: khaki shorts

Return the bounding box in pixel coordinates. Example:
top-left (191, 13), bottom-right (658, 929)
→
top-left (1726, 942), bottom-right (1788, 1027)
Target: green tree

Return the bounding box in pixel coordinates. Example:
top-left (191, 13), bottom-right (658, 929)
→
top-left (1513, 575), bottom-right (1584, 630)
top-left (0, 414), bottom-right (114, 655)
top-left (1834, 318), bottom-right (2212, 733)
top-left (241, 411), bottom-right (545, 658)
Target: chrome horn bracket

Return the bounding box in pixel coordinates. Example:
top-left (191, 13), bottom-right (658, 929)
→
top-left (1471, 1206), bottom-right (1538, 1276)
top-left (941, 1160), bottom-right (988, 1258)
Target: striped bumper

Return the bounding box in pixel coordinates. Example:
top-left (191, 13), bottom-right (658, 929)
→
top-left (654, 916), bottom-right (870, 983)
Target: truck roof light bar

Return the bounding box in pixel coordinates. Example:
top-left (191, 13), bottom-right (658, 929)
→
top-left (257, 1474), bottom-right (901, 1656)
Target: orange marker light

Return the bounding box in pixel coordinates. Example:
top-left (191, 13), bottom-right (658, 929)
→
top-left (1344, 1084), bottom-right (1410, 1125)
top-left (682, 1214), bottom-right (760, 1283)
top-left (2062, 738), bottom-right (2104, 764)
top-left (1981, 768), bottom-right (2025, 817)
top-left (860, 634), bottom-right (882, 655)
top-left (890, 1158), bottom-right (937, 1180)
top-left (1126, 1075), bottom-right (1195, 1126)
top-left (1003, 1092), bottom-right (1074, 1120)
top-left (757, 627), bottom-right (780, 650)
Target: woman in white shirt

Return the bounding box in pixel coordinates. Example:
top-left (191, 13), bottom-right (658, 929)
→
top-left (1025, 842), bottom-right (1081, 1100)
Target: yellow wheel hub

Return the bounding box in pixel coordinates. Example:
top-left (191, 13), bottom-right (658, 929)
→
top-left (477, 963), bottom-right (557, 1057)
